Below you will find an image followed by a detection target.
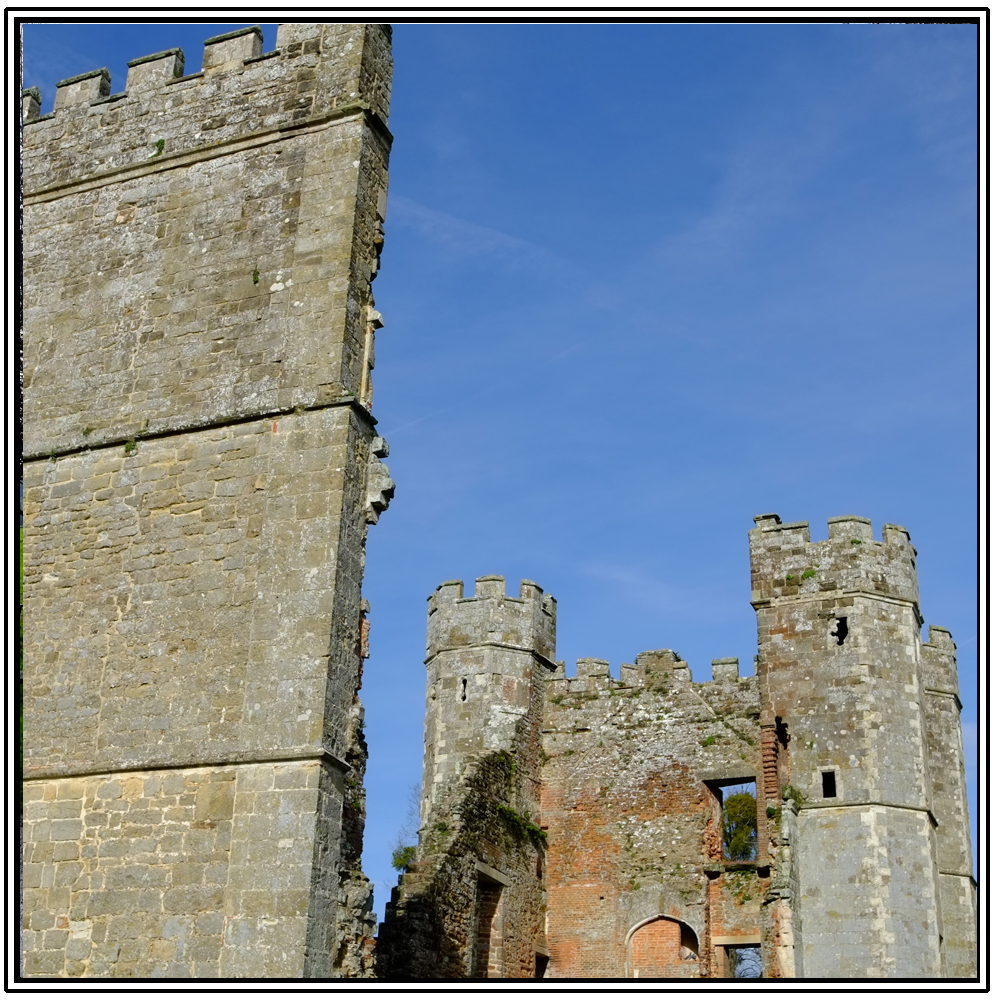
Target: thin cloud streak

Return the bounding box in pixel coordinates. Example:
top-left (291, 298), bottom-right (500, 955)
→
top-left (576, 561), bottom-right (747, 625)
top-left (389, 193), bottom-right (568, 272)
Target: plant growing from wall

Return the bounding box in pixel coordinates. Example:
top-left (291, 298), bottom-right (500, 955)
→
top-left (496, 803), bottom-right (547, 845)
top-left (781, 784), bottom-right (808, 809)
top-left (390, 783), bottom-right (421, 872)
top-left (391, 845), bottom-right (416, 871)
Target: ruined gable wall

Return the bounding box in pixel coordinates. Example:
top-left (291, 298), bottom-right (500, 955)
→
top-left (541, 652), bottom-right (766, 979)
top-left (21, 24), bottom-right (392, 979)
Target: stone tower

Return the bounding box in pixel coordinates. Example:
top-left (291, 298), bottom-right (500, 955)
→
top-left (21, 24), bottom-right (393, 978)
top-left (378, 577), bottom-right (556, 978)
top-left (750, 514), bottom-right (976, 978)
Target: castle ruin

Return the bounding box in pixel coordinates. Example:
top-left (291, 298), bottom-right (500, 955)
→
top-left (21, 22), bottom-right (975, 981)
top-left (377, 515), bottom-right (976, 979)
top-left (21, 24), bottom-right (392, 977)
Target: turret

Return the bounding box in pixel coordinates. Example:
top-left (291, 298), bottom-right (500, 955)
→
top-left (750, 514), bottom-right (925, 809)
top-left (920, 627), bottom-right (977, 977)
top-left (748, 514), bottom-right (970, 978)
top-left (421, 576), bottom-right (556, 822)
top-left (379, 577), bottom-right (555, 979)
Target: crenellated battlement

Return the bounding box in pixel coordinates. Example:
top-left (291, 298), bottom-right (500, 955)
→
top-left (22, 24), bottom-right (392, 196)
top-left (922, 625), bottom-right (960, 696)
top-left (545, 651), bottom-right (755, 701)
top-left (749, 513), bottom-right (919, 609)
top-left (426, 575), bottom-right (556, 664)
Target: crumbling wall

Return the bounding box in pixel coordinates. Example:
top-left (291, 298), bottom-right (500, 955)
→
top-left (377, 578), bottom-right (553, 979)
top-left (541, 651), bottom-right (766, 978)
top-left (378, 747), bottom-right (546, 979)
top-left (21, 23), bottom-right (393, 978)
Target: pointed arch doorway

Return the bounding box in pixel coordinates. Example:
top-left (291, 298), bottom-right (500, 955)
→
top-left (626, 915), bottom-right (700, 978)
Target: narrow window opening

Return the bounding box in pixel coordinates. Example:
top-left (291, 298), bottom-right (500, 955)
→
top-left (534, 954), bottom-right (549, 979)
top-left (831, 616), bottom-right (848, 645)
top-left (821, 771), bottom-right (837, 798)
top-left (775, 716), bottom-right (789, 749)
top-left (461, 678), bottom-right (468, 702)
top-left (775, 716), bottom-right (790, 792)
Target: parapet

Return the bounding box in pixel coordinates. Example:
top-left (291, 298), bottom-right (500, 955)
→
top-left (425, 576), bottom-right (557, 664)
top-left (922, 626), bottom-right (960, 697)
top-left (548, 651), bottom-right (753, 698)
top-left (22, 23), bottom-right (393, 193)
top-left (749, 513), bottom-right (919, 608)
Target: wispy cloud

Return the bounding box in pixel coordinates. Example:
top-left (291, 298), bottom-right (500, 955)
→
top-left (647, 28), bottom-right (974, 281)
top-left (861, 26), bottom-right (977, 183)
top-left (650, 116), bottom-right (840, 277)
top-left (379, 334), bottom-right (592, 440)
top-left (576, 561), bottom-right (745, 624)
top-left (389, 194), bottom-right (567, 272)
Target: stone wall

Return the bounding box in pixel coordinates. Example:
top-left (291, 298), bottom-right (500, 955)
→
top-left (21, 23), bottom-right (393, 979)
top-left (21, 761), bottom-right (349, 977)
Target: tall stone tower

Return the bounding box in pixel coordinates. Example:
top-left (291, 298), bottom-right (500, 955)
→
top-left (749, 514), bottom-right (976, 978)
top-left (21, 24), bottom-right (393, 978)
top-left (378, 577), bottom-right (556, 978)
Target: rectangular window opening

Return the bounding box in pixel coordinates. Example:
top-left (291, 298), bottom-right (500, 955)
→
top-left (821, 770), bottom-right (837, 798)
top-left (715, 780), bottom-right (758, 862)
top-left (727, 945), bottom-right (761, 979)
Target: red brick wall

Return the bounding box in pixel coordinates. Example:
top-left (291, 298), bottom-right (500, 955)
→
top-left (629, 918), bottom-right (699, 978)
top-left (541, 660), bottom-right (765, 978)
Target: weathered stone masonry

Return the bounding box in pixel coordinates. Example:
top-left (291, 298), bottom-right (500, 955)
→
top-left (378, 578), bottom-right (553, 978)
top-left (21, 24), bottom-right (393, 978)
top-left (379, 516), bottom-right (976, 979)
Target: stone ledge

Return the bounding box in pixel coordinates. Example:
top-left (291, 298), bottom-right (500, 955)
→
top-left (23, 746), bottom-right (351, 782)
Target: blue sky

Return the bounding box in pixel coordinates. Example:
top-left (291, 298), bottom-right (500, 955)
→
top-left (22, 19), bottom-right (979, 918)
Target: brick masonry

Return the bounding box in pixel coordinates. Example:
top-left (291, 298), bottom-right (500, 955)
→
top-left (378, 515), bottom-right (975, 979)
top-left (21, 23), bottom-right (394, 979)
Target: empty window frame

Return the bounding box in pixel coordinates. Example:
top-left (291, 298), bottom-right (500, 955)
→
top-left (727, 945), bottom-right (762, 979)
top-left (717, 781), bottom-right (758, 862)
top-left (821, 770), bottom-right (837, 798)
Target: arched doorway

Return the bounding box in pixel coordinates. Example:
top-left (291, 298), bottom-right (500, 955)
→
top-left (627, 916), bottom-right (700, 978)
